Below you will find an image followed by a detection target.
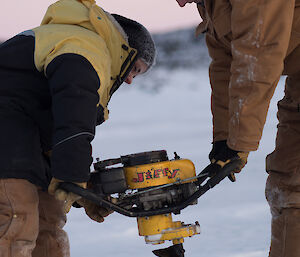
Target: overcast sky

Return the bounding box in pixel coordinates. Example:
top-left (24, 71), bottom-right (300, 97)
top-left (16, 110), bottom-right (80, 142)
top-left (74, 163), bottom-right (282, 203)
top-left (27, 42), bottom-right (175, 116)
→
top-left (0, 0), bottom-right (201, 40)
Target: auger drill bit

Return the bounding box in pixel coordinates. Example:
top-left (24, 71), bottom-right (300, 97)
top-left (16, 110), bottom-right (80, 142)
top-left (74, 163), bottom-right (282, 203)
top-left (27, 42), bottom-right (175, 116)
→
top-left (152, 244), bottom-right (185, 257)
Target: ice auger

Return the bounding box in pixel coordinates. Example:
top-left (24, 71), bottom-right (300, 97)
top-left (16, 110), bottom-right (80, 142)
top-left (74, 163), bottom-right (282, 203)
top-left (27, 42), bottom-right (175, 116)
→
top-left (60, 150), bottom-right (241, 257)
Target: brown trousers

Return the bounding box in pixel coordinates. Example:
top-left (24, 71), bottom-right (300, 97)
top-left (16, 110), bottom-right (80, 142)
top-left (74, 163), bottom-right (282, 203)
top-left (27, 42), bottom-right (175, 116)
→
top-left (199, 0), bottom-right (300, 255)
top-left (266, 73), bottom-right (300, 256)
top-left (0, 179), bottom-right (70, 257)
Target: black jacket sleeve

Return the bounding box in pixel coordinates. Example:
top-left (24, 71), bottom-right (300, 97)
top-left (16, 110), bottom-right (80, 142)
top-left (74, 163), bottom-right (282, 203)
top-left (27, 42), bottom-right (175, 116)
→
top-left (46, 53), bottom-right (100, 182)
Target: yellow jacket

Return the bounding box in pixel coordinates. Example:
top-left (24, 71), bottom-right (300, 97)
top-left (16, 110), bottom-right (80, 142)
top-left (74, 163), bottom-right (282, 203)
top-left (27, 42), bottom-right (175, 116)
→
top-left (33, 0), bottom-right (137, 120)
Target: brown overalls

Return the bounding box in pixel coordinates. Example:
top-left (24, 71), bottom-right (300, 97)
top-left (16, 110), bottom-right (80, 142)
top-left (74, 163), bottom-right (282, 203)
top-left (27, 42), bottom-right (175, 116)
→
top-left (197, 0), bottom-right (300, 256)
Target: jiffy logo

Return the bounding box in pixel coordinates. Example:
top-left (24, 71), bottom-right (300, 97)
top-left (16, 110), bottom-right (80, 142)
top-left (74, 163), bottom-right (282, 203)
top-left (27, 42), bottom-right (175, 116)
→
top-left (131, 168), bottom-right (180, 183)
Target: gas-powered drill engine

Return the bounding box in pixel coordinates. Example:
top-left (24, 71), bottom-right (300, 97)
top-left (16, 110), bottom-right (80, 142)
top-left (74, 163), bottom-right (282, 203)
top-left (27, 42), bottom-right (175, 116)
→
top-left (60, 150), bottom-right (240, 256)
top-left (91, 150), bottom-right (200, 246)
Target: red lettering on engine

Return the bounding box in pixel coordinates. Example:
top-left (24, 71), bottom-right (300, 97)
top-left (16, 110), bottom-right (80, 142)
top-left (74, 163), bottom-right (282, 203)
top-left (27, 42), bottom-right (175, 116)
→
top-left (132, 172), bottom-right (145, 183)
top-left (162, 168), bottom-right (169, 177)
top-left (154, 169), bottom-right (161, 178)
top-left (132, 168), bottom-right (180, 183)
top-left (145, 170), bottom-right (153, 180)
top-left (168, 169), bottom-right (180, 178)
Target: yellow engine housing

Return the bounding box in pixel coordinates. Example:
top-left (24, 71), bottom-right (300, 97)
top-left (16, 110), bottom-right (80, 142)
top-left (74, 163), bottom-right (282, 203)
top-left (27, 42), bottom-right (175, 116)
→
top-left (123, 158), bottom-right (200, 245)
top-left (124, 159), bottom-right (196, 189)
top-left (137, 214), bottom-right (200, 245)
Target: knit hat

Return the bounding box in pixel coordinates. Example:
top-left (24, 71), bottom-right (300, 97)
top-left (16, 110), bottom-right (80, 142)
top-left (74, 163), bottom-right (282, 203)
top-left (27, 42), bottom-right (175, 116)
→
top-left (111, 14), bottom-right (156, 70)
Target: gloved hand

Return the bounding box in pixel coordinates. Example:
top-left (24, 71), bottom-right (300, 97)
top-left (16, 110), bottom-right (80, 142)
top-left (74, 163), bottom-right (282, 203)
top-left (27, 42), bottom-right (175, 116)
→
top-left (208, 140), bottom-right (249, 181)
top-left (76, 198), bottom-right (114, 223)
top-left (48, 178), bottom-right (87, 214)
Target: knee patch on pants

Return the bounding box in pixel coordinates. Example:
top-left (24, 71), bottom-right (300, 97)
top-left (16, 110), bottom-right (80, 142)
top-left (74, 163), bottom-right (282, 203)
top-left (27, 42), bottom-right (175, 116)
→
top-left (0, 179), bottom-right (39, 257)
top-left (266, 173), bottom-right (300, 209)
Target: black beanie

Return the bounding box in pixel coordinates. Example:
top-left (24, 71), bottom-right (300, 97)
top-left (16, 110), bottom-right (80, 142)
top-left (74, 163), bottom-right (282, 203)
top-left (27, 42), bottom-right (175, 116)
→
top-left (112, 14), bottom-right (156, 70)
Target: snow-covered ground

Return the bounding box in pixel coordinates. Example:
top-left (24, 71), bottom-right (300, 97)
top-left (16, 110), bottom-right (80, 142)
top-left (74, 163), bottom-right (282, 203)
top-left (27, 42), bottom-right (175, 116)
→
top-left (65, 65), bottom-right (285, 257)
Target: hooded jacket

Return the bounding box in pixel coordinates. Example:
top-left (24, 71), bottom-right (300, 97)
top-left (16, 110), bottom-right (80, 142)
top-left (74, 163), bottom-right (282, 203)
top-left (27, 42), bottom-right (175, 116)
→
top-left (0, 0), bottom-right (138, 189)
top-left (34, 0), bottom-right (137, 118)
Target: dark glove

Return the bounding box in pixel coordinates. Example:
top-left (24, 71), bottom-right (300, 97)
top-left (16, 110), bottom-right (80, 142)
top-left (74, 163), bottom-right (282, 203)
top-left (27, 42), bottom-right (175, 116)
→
top-left (208, 140), bottom-right (249, 181)
top-left (48, 178), bottom-right (87, 214)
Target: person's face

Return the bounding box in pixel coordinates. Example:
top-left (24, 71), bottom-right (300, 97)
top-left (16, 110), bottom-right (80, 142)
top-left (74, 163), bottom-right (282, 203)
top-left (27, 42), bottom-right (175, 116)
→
top-left (124, 59), bottom-right (148, 84)
top-left (176, 0), bottom-right (202, 7)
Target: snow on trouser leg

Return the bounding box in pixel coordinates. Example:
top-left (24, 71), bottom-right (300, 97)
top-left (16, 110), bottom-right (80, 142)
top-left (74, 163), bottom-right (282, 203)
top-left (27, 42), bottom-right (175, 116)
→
top-left (0, 179), bottom-right (39, 257)
top-left (265, 73), bottom-right (300, 257)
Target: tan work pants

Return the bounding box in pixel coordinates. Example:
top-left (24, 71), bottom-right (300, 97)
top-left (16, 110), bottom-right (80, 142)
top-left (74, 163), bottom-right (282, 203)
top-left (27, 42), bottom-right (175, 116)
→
top-left (0, 179), bottom-right (70, 257)
top-left (266, 73), bottom-right (300, 256)
top-left (199, 0), bottom-right (300, 254)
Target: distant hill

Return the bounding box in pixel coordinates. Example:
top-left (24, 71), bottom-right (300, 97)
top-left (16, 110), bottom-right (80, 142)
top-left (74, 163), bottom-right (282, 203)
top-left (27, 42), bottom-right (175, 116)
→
top-left (1, 26), bottom-right (210, 70)
top-left (132, 27), bottom-right (211, 93)
top-left (152, 27), bottom-right (210, 70)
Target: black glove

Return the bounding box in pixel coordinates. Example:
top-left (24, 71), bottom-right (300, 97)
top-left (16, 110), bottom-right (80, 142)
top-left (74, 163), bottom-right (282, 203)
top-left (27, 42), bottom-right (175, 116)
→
top-left (208, 140), bottom-right (249, 181)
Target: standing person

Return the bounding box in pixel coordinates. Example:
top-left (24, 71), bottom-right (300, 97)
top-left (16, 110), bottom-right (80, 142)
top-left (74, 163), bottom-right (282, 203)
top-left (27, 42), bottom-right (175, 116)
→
top-left (0, 0), bottom-right (156, 256)
top-left (176, 0), bottom-right (300, 256)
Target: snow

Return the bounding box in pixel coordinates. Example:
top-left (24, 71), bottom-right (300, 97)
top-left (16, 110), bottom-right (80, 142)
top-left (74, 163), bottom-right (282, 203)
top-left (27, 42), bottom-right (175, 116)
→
top-left (65, 63), bottom-right (285, 256)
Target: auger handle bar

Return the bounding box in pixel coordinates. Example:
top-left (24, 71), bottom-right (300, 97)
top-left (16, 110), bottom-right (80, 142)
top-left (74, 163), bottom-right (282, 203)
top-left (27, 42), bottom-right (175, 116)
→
top-left (59, 159), bottom-right (241, 217)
